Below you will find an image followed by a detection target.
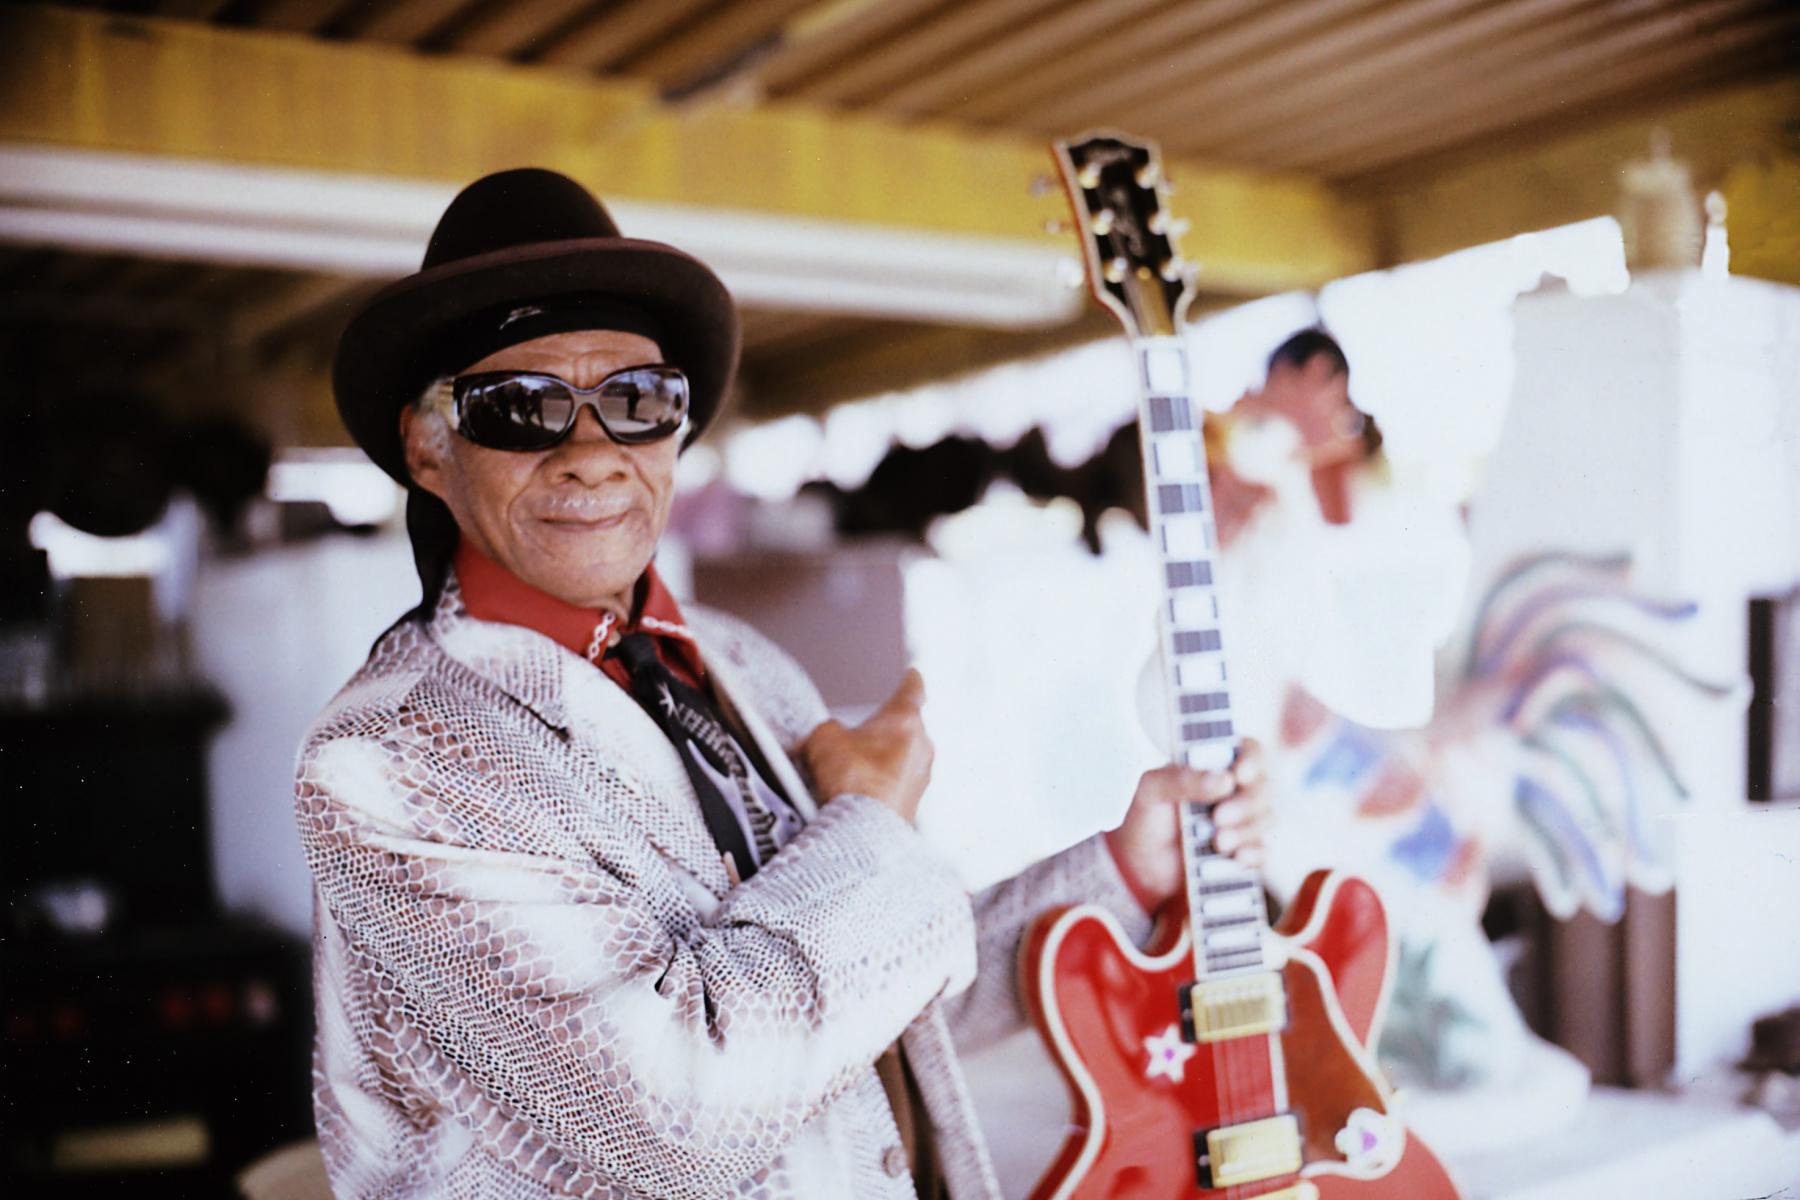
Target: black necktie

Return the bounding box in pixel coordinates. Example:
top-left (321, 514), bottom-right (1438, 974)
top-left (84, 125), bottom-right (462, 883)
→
top-left (607, 632), bottom-right (798, 881)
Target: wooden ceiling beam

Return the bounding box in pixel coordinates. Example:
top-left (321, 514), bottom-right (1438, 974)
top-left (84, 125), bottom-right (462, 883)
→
top-left (1129, 0), bottom-right (1494, 150)
top-left (251, 0), bottom-right (357, 35)
top-left (625, 0), bottom-right (817, 88)
top-left (230, 273), bottom-right (371, 345)
top-left (874, 0), bottom-right (1171, 119)
top-left (1297, 2), bottom-right (1791, 175)
top-left (947, 0), bottom-right (1267, 125)
top-left (344, 0), bottom-right (483, 45)
top-left (535, 0), bottom-right (717, 71)
top-left (792, 0), bottom-right (1068, 106)
top-left (754, 0), bottom-right (945, 95)
top-left (1234, 0), bottom-right (1770, 168)
top-left (1362, 74), bottom-right (1800, 274)
top-left (1022, 0), bottom-right (1396, 136)
top-left (153, 0), bottom-right (235, 19)
top-left (0, 4), bottom-right (1377, 295)
top-left (438, 0), bottom-right (605, 60)
top-left (1172, 0), bottom-right (1600, 158)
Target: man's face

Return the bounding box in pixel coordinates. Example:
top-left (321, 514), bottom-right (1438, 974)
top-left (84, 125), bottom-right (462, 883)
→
top-left (401, 328), bottom-right (680, 612)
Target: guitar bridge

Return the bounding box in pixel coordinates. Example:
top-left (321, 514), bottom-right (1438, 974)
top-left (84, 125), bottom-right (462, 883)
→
top-left (1179, 972), bottom-right (1287, 1043)
top-left (1193, 1112), bottom-right (1304, 1189)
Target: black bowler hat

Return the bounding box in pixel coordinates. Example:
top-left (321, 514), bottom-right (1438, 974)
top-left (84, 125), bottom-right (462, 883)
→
top-left (333, 167), bottom-right (740, 484)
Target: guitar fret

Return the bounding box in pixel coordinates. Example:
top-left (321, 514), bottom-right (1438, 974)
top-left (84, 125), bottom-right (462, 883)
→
top-left (1181, 718), bottom-right (1235, 742)
top-left (1179, 691), bottom-right (1231, 714)
top-left (1157, 482), bottom-right (1208, 514)
top-left (1205, 942), bottom-right (1265, 961)
top-left (1147, 394), bottom-right (1194, 432)
top-left (1201, 913), bottom-right (1260, 931)
top-left (1171, 628), bottom-right (1223, 655)
top-left (1165, 560), bottom-right (1213, 589)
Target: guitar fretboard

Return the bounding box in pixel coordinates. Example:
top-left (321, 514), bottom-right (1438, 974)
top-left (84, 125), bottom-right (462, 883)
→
top-left (1134, 337), bottom-right (1270, 979)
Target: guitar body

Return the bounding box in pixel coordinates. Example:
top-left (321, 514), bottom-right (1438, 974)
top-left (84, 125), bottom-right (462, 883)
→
top-left (1023, 869), bottom-right (1459, 1199)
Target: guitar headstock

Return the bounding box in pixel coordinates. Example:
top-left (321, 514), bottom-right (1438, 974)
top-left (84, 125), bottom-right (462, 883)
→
top-left (1052, 131), bottom-right (1194, 340)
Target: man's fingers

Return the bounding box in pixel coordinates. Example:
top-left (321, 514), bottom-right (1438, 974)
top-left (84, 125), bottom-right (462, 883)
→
top-left (1213, 796), bottom-right (1264, 829)
top-left (895, 667), bottom-right (925, 707)
top-left (1232, 738), bottom-right (1267, 789)
top-left (1197, 770), bottom-right (1236, 802)
top-left (875, 668), bottom-right (926, 718)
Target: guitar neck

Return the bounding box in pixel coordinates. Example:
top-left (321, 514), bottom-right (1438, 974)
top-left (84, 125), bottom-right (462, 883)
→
top-left (1131, 335), bottom-right (1271, 979)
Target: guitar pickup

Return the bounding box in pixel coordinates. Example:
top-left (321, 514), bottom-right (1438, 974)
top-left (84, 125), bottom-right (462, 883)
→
top-left (1193, 1112), bottom-right (1304, 1189)
top-left (1179, 972), bottom-right (1287, 1043)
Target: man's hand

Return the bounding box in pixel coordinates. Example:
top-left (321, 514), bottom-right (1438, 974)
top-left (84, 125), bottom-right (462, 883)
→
top-left (799, 669), bottom-right (934, 824)
top-left (1110, 738), bottom-right (1269, 911)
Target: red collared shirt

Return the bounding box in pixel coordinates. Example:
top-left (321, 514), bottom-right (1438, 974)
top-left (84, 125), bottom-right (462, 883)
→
top-left (453, 539), bottom-right (705, 693)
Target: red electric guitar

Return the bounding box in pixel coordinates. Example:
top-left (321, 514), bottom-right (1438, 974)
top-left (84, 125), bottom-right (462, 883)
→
top-left (1020, 133), bottom-right (1461, 1200)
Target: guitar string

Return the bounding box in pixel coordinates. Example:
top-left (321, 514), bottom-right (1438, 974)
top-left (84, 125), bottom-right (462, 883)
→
top-left (1157, 392), bottom-right (1252, 1182)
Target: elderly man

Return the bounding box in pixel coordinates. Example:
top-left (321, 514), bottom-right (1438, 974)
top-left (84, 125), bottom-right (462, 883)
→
top-left (300, 168), bottom-right (1266, 1199)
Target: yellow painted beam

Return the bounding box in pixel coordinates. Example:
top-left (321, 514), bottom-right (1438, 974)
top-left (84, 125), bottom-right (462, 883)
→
top-left (1720, 153), bottom-right (1800, 288)
top-left (1365, 76), bottom-right (1800, 282)
top-left (0, 4), bottom-right (1374, 297)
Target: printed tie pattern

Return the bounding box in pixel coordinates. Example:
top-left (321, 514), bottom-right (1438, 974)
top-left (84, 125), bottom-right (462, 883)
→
top-left (607, 631), bottom-right (800, 879)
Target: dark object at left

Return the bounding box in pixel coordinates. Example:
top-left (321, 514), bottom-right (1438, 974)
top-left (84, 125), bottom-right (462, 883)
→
top-left (1, 690), bottom-right (313, 1197)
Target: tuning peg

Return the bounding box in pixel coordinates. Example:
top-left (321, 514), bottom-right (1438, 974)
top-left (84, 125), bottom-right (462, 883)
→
top-left (1090, 208), bottom-right (1117, 236)
top-left (1077, 162), bottom-right (1102, 189)
top-left (1148, 211), bottom-right (1169, 235)
top-left (1158, 257), bottom-right (1187, 282)
top-left (1030, 173), bottom-right (1057, 197)
top-left (1157, 178), bottom-right (1175, 197)
top-left (1056, 258), bottom-right (1086, 289)
top-left (1104, 256), bottom-right (1129, 284)
top-left (1043, 218), bottom-right (1069, 234)
top-left (1135, 161), bottom-right (1161, 188)
top-left (1169, 217), bottom-right (1191, 238)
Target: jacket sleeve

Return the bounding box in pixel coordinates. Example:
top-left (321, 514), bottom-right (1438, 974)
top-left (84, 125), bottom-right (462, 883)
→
top-left (686, 605), bottom-right (1142, 1056)
top-left (940, 833), bottom-right (1155, 1054)
top-left (298, 726), bottom-right (976, 1200)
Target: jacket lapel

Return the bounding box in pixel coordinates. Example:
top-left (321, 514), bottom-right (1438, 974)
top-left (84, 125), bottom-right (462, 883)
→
top-left (429, 579), bottom-right (733, 897)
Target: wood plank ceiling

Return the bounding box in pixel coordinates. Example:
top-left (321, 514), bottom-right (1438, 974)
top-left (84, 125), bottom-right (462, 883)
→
top-left (129, 0), bottom-right (1799, 176)
top-left (4, 0), bottom-right (1796, 436)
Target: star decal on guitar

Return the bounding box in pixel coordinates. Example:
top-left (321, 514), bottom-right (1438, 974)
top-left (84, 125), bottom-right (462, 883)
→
top-left (656, 682), bottom-right (680, 719)
top-left (1142, 1023), bottom-right (1197, 1084)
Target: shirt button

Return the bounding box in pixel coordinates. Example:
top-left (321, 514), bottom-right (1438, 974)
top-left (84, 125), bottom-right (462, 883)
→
top-left (882, 1145), bottom-right (907, 1178)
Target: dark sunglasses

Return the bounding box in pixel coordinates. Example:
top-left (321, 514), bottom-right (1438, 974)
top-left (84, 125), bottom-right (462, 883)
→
top-left (431, 365), bottom-right (689, 451)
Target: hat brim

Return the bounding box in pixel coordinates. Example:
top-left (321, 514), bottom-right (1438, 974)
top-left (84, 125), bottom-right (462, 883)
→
top-left (333, 236), bottom-right (739, 483)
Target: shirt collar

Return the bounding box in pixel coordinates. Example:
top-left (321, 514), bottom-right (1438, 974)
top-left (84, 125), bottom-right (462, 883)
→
top-left (452, 538), bottom-right (700, 675)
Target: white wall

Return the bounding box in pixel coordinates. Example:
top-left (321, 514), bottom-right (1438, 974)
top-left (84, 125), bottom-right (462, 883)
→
top-left (1498, 271), bottom-right (1800, 1073)
top-left (191, 531), bottom-right (419, 936)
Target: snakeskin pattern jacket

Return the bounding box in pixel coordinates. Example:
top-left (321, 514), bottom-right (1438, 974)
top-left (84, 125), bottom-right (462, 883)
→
top-left (296, 578), bottom-right (1152, 1198)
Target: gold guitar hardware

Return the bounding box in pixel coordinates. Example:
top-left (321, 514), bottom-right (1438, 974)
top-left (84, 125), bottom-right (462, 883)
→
top-left (1179, 971), bottom-right (1287, 1042)
top-left (1199, 1112), bottom-right (1303, 1188)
